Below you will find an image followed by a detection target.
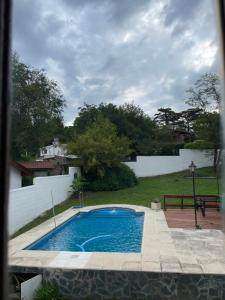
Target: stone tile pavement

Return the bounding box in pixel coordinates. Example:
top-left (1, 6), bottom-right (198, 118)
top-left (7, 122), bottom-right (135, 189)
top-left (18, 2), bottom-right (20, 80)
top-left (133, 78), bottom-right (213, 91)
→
top-left (9, 204), bottom-right (225, 275)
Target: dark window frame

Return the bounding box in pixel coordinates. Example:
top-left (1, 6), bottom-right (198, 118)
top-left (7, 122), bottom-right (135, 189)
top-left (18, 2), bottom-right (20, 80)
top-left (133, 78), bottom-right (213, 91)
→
top-left (0, 1), bottom-right (225, 299)
top-left (0, 0), bottom-right (12, 299)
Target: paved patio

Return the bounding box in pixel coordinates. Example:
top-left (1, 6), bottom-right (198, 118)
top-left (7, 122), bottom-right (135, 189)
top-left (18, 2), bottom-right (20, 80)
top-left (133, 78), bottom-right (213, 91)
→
top-left (9, 205), bottom-right (225, 275)
top-left (165, 208), bottom-right (223, 230)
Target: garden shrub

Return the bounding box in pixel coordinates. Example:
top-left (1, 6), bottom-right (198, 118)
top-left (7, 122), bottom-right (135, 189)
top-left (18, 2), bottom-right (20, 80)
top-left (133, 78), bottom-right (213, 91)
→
top-left (84, 163), bottom-right (137, 191)
top-left (184, 139), bottom-right (214, 150)
top-left (22, 176), bottom-right (33, 187)
top-left (34, 283), bottom-right (64, 300)
top-left (152, 143), bottom-right (184, 155)
top-left (70, 176), bottom-right (86, 195)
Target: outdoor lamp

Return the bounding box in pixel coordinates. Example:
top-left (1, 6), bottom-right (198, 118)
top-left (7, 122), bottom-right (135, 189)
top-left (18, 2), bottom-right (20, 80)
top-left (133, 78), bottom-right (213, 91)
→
top-left (189, 161), bottom-right (196, 173)
top-left (189, 161), bottom-right (198, 229)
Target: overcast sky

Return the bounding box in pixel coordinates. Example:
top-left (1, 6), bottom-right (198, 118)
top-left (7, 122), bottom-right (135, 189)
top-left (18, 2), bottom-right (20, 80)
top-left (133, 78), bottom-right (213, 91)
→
top-left (12, 0), bottom-right (218, 125)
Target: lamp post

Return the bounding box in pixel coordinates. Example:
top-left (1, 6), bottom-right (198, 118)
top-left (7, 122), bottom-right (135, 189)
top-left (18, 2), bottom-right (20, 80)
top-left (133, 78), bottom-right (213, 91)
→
top-left (189, 161), bottom-right (198, 229)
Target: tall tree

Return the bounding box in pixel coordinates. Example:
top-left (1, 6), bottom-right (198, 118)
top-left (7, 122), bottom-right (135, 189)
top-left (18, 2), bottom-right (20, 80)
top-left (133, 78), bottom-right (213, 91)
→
top-left (180, 108), bottom-right (202, 132)
top-left (193, 112), bottom-right (221, 170)
top-left (154, 108), bottom-right (180, 127)
top-left (185, 73), bottom-right (221, 111)
top-left (73, 102), bottom-right (156, 156)
top-left (11, 54), bottom-right (65, 159)
top-left (57, 126), bottom-right (75, 144)
top-left (68, 117), bottom-right (131, 176)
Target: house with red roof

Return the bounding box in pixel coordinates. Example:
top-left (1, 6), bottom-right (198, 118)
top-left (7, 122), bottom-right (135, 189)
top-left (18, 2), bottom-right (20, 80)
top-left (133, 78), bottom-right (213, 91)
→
top-left (18, 160), bottom-right (57, 177)
top-left (10, 161), bottom-right (31, 189)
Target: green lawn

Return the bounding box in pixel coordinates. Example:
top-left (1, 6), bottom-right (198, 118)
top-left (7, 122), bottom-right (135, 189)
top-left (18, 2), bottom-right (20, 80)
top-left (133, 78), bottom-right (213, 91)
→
top-left (12, 167), bottom-right (219, 238)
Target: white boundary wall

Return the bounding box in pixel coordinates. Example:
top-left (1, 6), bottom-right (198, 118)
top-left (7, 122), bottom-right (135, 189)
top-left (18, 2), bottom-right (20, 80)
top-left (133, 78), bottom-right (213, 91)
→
top-left (9, 167), bottom-right (80, 235)
top-left (125, 149), bottom-right (214, 177)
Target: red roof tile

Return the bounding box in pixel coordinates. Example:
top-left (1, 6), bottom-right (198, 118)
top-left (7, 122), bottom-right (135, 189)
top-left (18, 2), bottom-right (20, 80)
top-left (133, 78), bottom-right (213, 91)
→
top-left (19, 161), bottom-right (55, 170)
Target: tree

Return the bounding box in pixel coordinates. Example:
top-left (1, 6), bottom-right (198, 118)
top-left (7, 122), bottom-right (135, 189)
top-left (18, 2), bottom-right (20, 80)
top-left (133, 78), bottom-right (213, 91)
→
top-left (154, 108), bottom-right (180, 127)
top-left (73, 102), bottom-right (156, 156)
top-left (11, 54), bottom-right (65, 159)
top-left (58, 126), bottom-right (75, 143)
top-left (119, 103), bottom-right (156, 155)
top-left (180, 108), bottom-right (202, 132)
top-left (185, 73), bottom-right (221, 112)
top-left (68, 117), bottom-right (131, 176)
top-left (184, 140), bottom-right (214, 150)
top-left (192, 112), bottom-right (221, 170)
top-left (151, 125), bottom-right (179, 155)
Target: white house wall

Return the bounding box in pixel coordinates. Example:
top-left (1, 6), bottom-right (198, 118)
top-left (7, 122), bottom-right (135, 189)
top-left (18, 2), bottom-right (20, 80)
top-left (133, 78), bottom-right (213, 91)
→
top-left (9, 167), bottom-right (79, 235)
top-left (40, 145), bottom-right (66, 157)
top-left (124, 149), bottom-right (214, 177)
top-left (10, 167), bottom-right (22, 189)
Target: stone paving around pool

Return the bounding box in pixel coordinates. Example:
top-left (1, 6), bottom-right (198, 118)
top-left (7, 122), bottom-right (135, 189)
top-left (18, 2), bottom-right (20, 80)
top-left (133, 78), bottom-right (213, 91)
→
top-left (9, 204), bottom-right (225, 275)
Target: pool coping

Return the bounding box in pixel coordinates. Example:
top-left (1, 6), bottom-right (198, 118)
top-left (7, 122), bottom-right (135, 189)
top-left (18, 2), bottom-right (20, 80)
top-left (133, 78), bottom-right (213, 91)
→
top-left (9, 204), bottom-right (225, 274)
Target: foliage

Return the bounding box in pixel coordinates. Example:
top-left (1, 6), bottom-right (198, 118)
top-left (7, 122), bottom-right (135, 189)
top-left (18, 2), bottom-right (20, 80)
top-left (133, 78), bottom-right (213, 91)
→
top-left (185, 73), bottom-right (221, 111)
top-left (179, 108), bottom-right (203, 132)
top-left (152, 143), bottom-right (184, 155)
top-left (185, 72), bottom-right (222, 170)
top-left (84, 164), bottom-right (138, 191)
top-left (73, 102), bottom-right (156, 155)
top-left (152, 198), bottom-right (160, 203)
top-left (11, 53), bottom-right (65, 160)
top-left (154, 126), bottom-right (174, 142)
top-left (151, 125), bottom-right (185, 155)
top-left (154, 108), bottom-right (202, 134)
top-left (34, 284), bottom-right (64, 300)
top-left (70, 176), bottom-right (86, 194)
top-left (19, 152), bottom-right (35, 161)
top-left (68, 117), bottom-right (131, 176)
top-left (154, 107), bottom-right (180, 126)
top-left (22, 176), bottom-right (33, 187)
top-left (73, 103), bottom-right (197, 157)
top-left (193, 112), bottom-right (221, 145)
top-left (193, 112), bottom-right (221, 169)
top-left (59, 126), bottom-right (75, 143)
top-left (184, 140), bottom-right (214, 150)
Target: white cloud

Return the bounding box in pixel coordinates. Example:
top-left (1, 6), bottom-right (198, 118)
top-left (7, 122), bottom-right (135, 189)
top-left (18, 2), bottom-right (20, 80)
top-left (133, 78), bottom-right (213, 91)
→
top-left (184, 41), bottom-right (217, 71)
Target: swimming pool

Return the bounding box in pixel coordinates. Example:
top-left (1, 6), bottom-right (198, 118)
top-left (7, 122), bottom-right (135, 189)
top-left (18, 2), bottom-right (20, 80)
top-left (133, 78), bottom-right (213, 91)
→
top-left (25, 207), bottom-right (144, 253)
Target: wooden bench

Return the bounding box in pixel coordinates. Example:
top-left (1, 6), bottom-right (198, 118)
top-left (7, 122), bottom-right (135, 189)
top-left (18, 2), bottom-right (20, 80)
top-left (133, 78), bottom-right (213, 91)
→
top-left (163, 194), bottom-right (194, 210)
top-left (196, 195), bottom-right (220, 217)
top-left (163, 194), bottom-right (220, 216)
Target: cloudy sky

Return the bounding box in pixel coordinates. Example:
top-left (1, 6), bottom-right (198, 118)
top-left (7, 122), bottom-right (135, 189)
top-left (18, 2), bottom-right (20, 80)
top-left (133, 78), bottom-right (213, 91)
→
top-left (12, 0), bottom-right (218, 125)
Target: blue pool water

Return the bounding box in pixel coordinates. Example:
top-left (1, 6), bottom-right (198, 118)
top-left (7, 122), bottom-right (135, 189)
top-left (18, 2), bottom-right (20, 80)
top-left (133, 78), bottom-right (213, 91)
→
top-left (25, 207), bottom-right (144, 253)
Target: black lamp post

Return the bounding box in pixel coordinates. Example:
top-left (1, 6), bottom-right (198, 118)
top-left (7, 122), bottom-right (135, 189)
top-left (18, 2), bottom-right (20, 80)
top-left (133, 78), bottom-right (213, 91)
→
top-left (189, 161), bottom-right (198, 228)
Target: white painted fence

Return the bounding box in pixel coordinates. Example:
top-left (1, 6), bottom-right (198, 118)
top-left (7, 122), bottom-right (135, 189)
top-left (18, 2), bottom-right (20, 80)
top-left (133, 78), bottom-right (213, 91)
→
top-left (9, 167), bottom-right (79, 235)
top-left (125, 149), bottom-right (214, 177)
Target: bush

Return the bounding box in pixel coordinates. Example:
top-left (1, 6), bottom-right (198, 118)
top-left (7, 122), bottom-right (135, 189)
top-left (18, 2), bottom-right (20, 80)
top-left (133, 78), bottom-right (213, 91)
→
top-left (151, 143), bottom-right (184, 155)
top-left (22, 176), bottom-right (33, 187)
top-left (184, 139), bottom-right (214, 150)
top-left (34, 284), bottom-right (64, 300)
top-left (84, 164), bottom-right (138, 191)
top-left (70, 176), bottom-right (86, 195)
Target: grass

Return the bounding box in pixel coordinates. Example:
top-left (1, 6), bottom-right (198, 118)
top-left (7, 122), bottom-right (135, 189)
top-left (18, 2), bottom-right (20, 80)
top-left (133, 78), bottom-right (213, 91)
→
top-left (12, 167), bottom-right (219, 238)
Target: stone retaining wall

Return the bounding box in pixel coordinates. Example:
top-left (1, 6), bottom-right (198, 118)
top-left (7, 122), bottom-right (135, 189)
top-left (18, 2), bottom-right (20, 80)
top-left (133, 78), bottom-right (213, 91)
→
top-left (11, 266), bottom-right (225, 300)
